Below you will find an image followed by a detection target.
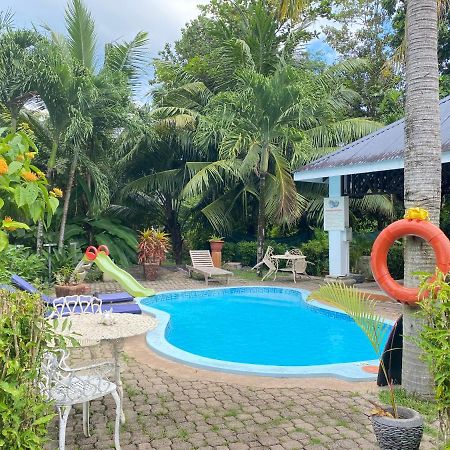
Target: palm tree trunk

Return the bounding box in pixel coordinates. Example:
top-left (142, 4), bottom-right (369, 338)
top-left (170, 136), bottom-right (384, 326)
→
top-left (256, 173), bottom-right (267, 267)
top-left (58, 149), bottom-right (79, 250)
top-left (37, 140), bottom-right (59, 253)
top-left (403, 0), bottom-right (441, 397)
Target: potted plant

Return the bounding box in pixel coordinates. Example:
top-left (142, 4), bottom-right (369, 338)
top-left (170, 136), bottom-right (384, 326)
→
top-left (54, 265), bottom-right (90, 297)
top-left (309, 283), bottom-right (424, 450)
top-left (138, 228), bottom-right (170, 281)
top-left (209, 234), bottom-right (225, 252)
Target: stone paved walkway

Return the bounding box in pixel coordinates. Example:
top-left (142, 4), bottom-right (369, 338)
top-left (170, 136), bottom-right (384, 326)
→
top-left (45, 267), bottom-right (436, 449)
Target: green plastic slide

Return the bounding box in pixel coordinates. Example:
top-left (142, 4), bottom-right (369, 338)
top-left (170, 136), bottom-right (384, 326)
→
top-left (91, 252), bottom-right (155, 298)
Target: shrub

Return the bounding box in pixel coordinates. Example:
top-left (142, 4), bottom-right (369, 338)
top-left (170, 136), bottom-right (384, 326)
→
top-left (300, 229), bottom-right (329, 276)
top-left (223, 240), bottom-right (289, 267)
top-left (0, 245), bottom-right (46, 284)
top-left (0, 290), bottom-right (61, 449)
top-left (418, 271), bottom-right (450, 446)
top-left (387, 242), bottom-right (404, 280)
top-left (222, 242), bottom-right (238, 262)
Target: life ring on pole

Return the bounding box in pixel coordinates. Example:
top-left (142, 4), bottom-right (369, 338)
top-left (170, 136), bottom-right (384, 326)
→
top-left (85, 246), bottom-right (98, 261)
top-left (370, 209), bottom-right (450, 304)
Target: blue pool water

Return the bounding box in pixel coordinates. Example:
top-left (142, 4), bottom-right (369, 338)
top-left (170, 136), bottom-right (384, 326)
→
top-left (140, 287), bottom-right (390, 368)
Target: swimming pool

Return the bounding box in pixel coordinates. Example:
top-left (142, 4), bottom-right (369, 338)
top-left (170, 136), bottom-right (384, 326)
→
top-left (139, 286), bottom-right (392, 380)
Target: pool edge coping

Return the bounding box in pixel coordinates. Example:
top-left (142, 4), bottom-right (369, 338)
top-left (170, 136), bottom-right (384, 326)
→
top-left (138, 286), bottom-right (395, 381)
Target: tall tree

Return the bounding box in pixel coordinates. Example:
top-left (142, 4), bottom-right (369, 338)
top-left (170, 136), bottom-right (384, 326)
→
top-left (402, 0), bottom-right (442, 396)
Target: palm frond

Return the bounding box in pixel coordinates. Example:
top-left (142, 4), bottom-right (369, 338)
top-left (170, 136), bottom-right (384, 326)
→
top-left (183, 160), bottom-right (238, 198)
top-left (123, 169), bottom-right (183, 196)
top-left (105, 31), bottom-right (149, 88)
top-left (65, 0), bottom-right (97, 70)
top-left (265, 147), bottom-right (306, 225)
top-left (309, 283), bottom-right (390, 356)
top-left (305, 118), bottom-right (382, 148)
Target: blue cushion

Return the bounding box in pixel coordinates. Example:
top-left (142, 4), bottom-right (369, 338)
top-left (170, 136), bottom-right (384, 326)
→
top-left (11, 274), bottom-right (38, 293)
top-left (96, 292), bottom-right (134, 303)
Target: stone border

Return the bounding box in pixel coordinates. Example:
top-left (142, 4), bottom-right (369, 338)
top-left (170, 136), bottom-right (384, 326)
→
top-left (138, 286), bottom-right (394, 381)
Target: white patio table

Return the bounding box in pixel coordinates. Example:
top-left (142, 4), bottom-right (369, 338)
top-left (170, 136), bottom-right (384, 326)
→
top-left (52, 313), bottom-right (157, 423)
top-left (272, 254), bottom-right (306, 283)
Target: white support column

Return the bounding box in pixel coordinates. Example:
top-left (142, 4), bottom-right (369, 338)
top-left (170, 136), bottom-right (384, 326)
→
top-left (327, 176), bottom-right (351, 277)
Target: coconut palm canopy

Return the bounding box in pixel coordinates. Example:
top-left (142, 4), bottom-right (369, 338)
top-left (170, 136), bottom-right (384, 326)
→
top-left (2, 0), bottom-right (446, 266)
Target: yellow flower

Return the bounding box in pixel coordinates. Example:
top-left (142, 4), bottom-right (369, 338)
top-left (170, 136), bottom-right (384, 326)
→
top-left (2, 216), bottom-right (17, 231)
top-left (0, 158), bottom-right (8, 175)
top-left (25, 152), bottom-right (36, 159)
top-left (16, 154), bottom-right (25, 161)
top-left (21, 170), bottom-right (39, 182)
top-left (51, 187), bottom-right (63, 198)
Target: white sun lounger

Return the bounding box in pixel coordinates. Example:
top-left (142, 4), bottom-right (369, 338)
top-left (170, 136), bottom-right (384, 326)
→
top-left (187, 250), bottom-right (233, 285)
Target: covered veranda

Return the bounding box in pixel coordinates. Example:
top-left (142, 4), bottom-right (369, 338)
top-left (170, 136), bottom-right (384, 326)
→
top-left (293, 95), bottom-right (450, 278)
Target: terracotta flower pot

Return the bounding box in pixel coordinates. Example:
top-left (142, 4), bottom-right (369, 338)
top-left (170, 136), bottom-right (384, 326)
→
top-left (143, 262), bottom-right (159, 281)
top-left (371, 406), bottom-right (423, 450)
top-left (209, 240), bottom-right (224, 252)
top-left (55, 283), bottom-right (90, 298)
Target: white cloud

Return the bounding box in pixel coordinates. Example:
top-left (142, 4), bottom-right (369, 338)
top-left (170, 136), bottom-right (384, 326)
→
top-left (2, 0), bottom-right (208, 56)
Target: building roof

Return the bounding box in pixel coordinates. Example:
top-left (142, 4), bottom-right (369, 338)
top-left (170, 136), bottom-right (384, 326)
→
top-left (294, 95), bottom-right (450, 182)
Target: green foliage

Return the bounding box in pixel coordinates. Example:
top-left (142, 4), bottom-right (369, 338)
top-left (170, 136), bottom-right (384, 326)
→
top-left (0, 245), bottom-right (46, 284)
top-left (418, 271), bottom-right (450, 445)
top-left (0, 290), bottom-right (56, 449)
top-left (221, 240), bottom-right (289, 266)
top-left (0, 130), bottom-right (59, 251)
top-left (300, 229), bottom-right (329, 276)
top-left (387, 242), bottom-right (404, 280)
top-left (63, 217), bottom-right (138, 267)
top-left (54, 265), bottom-right (80, 285)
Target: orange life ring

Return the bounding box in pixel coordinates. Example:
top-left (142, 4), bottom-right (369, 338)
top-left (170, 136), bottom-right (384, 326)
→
top-left (370, 219), bottom-right (450, 304)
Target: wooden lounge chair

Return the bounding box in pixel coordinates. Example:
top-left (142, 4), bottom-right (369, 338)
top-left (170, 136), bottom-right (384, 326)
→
top-left (187, 250), bottom-right (233, 285)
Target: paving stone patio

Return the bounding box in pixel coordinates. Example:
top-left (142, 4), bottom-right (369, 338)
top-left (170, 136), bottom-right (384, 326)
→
top-left (45, 267), bottom-right (436, 449)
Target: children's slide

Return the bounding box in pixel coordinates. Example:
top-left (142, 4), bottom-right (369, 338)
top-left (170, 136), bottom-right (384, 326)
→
top-left (83, 246), bottom-right (155, 298)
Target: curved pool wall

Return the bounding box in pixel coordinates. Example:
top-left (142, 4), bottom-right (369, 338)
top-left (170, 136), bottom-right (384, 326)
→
top-left (139, 286), bottom-right (393, 381)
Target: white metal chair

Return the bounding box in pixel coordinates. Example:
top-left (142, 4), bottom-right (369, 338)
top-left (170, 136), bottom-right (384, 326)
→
top-left (40, 351), bottom-right (121, 450)
top-left (49, 295), bottom-right (103, 319)
top-left (252, 246), bottom-right (277, 281)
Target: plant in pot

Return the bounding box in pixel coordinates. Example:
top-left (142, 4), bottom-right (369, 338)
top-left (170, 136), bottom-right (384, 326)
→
top-left (309, 283), bottom-right (424, 450)
top-left (54, 265), bottom-right (90, 297)
top-left (138, 228), bottom-right (171, 281)
top-left (209, 234), bottom-right (225, 252)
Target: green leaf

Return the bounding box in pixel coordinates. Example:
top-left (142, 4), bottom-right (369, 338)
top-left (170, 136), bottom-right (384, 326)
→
top-left (24, 183), bottom-right (39, 205)
top-left (0, 198), bottom-right (4, 209)
top-left (32, 414), bottom-right (55, 426)
top-left (48, 197), bottom-right (59, 214)
top-left (29, 201), bottom-right (44, 223)
top-left (0, 230), bottom-right (8, 252)
top-left (7, 161), bottom-right (22, 175)
top-left (2, 220), bottom-right (30, 230)
top-left (14, 186), bottom-right (27, 208)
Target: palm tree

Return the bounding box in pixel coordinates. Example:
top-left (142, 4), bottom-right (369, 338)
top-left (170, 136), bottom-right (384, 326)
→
top-left (402, 0), bottom-right (442, 396)
top-left (182, 63), bottom-right (381, 264)
top-left (37, 0), bottom-right (149, 250)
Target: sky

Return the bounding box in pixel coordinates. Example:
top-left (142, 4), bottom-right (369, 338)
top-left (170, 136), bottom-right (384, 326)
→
top-left (1, 0), bottom-right (210, 100)
top-left (1, 0), bottom-right (336, 100)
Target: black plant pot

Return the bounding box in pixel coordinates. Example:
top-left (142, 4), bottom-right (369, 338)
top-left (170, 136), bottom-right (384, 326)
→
top-left (371, 406), bottom-right (423, 450)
